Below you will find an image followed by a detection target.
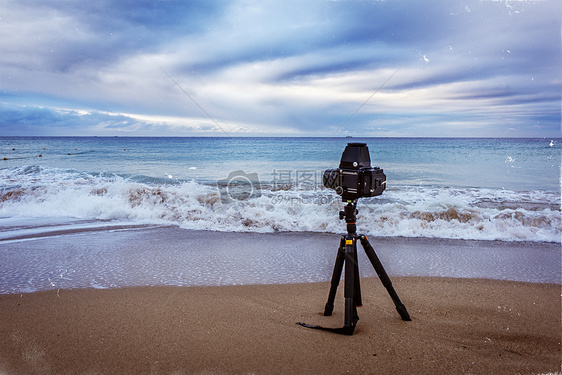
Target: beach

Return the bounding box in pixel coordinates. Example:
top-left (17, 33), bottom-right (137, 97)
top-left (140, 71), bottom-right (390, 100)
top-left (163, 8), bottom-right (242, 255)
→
top-left (1, 277), bottom-right (560, 375)
top-left (0, 227), bottom-right (561, 374)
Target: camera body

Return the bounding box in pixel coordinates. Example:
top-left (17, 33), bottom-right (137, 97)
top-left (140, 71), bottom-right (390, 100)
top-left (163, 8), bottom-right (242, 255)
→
top-left (323, 143), bottom-right (386, 201)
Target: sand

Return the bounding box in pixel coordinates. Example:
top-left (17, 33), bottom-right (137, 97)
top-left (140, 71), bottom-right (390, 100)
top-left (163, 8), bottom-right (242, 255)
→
top-left (0, 277), bottom-right (560, 375)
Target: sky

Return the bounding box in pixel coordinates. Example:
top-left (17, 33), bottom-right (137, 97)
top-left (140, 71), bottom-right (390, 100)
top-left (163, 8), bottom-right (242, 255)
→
top-left (0, 0), bottom-right (560, 137)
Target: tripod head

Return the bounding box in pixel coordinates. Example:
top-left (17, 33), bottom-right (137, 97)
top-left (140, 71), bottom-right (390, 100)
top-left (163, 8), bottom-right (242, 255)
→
top-left (339, 200), bottom-right (358, 235)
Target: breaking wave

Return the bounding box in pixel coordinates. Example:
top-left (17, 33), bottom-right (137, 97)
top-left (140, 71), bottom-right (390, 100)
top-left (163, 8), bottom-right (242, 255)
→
top-left (1, 165), bottom-right (560, 243)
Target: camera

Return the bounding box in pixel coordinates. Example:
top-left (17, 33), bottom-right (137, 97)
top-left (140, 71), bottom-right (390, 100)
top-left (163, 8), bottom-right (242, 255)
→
top-left (323, 143), bottom-right (386, 201)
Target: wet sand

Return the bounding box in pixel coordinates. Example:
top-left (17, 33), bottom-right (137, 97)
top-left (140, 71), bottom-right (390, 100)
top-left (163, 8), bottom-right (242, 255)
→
top-left (0, 226), bottom-right (560, 295)
top-left (0, 277), bottom-right (560, 374)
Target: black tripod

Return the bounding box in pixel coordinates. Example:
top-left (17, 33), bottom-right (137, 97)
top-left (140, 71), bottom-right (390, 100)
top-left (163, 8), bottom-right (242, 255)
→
top-left (298, 200), bottom-right (411, 335)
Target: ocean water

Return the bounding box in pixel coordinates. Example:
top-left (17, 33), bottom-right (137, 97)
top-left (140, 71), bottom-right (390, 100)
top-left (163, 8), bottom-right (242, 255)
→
top-left (1, 136), bottom-right (560, 243)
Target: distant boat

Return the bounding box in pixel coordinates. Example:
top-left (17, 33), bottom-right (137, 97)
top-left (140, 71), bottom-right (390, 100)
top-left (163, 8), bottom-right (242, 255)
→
top-left (346, 136), bottom-right (353, 138)
top-left (549, 140), bottom-right (555, 147)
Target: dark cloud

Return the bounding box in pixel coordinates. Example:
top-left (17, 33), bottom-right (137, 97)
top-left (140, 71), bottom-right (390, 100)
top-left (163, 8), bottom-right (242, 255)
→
top-left (2, 0), bottom-right (228, 73)
top-left (0, 104), bottom-right (146, 135)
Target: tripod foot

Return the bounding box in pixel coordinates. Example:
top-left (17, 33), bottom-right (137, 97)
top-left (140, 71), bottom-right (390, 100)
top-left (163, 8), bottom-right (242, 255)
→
top-left (396, 303), bottom-right (412, 321)
top-left (324, 303), bottom-right (334, 316)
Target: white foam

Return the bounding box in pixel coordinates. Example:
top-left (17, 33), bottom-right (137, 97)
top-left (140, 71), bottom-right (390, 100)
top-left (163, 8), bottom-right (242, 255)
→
top-left (1, 166), bottom-right (560, 243)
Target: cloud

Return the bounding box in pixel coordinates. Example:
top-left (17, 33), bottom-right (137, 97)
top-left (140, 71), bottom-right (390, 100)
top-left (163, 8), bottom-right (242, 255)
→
top-left (0, 0), bottom-right (560, 137)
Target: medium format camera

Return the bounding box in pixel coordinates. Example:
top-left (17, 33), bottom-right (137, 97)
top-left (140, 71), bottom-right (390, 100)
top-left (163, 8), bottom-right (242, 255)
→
top-left (323, 143), bottom-right (386, 201)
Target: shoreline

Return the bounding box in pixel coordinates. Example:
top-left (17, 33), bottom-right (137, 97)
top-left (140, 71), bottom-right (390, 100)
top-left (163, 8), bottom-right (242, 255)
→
top-left (1, 277), bottom-right (560, 374)
top-left (2, 221), bottom-right (561, 247)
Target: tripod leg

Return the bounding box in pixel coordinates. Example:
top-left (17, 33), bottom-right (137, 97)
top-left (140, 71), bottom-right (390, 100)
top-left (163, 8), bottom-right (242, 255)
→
top-left (353, 247), bottom-right (362, 307)
top-left (324, 237), bottom-right (346, 316)
top-left (359, 236), bottom-right (411, 321)
top-left (297, 236), bottom-right (357, 335)
top-left (343, 237), bottom-right (359, 334)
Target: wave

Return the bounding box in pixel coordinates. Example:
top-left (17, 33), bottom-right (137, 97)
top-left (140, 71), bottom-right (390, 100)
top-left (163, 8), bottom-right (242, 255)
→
top-left (1, 165), bottom-right (560, 243)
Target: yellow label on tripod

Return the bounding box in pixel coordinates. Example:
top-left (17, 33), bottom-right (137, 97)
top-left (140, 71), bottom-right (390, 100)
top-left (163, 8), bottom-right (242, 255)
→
top-left (346, 239), bottom-right (353, 245)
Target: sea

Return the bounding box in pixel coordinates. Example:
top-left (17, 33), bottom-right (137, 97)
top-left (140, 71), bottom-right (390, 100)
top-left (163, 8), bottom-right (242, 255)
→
top-left (0, 137), bottom-right (560, 292)
top-left (2, 136), bottom-right (560, 242)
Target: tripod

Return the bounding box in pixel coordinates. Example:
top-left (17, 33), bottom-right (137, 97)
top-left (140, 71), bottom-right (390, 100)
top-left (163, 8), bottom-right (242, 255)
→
top-left (298, 200), bottom-right (411, 335)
